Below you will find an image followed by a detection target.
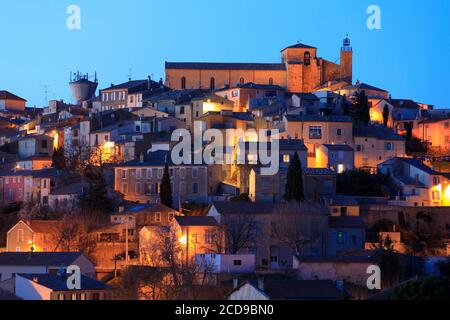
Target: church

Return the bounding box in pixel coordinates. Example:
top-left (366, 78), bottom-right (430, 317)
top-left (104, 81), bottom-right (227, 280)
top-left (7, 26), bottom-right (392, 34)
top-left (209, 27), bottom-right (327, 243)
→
top-left (165, 37), bottom-right (353, 93)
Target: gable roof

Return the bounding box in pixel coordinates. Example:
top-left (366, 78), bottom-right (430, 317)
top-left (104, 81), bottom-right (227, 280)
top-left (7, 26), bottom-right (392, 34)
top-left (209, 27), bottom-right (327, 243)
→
top-left (0, 90), bottom-right (27, 102)
top-left (342, 82), bottom-right (388, 93)
top-left (243, 279), bottom-right (342, 300)
top-left (282, 43), bottom-right (317, 51)
top-left (354, 126), bottom-right (404, 141)
top-left (322, 144), bottom-right (354, 152)
top-left (165, 62), bottom-right (286, 71)
top-left (389, 99), bottom-right (421, 109)
top-left (285, 114), bottom-right (353, 123)
top-left (395, 157), bottom-right (440, 175)
top-left (18, 273), bottom-right (108, 291)
top-left (0, 252), bottom-right (85, 266)
top-left (174, 216), bottom-right (218, 227)
top-left (212, 201), bottom-right (278, 215)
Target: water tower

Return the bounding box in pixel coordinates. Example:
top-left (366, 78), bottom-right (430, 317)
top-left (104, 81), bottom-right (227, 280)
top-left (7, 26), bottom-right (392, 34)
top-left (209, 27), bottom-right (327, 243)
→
top-left (69, 71), bottom-right (98, 105)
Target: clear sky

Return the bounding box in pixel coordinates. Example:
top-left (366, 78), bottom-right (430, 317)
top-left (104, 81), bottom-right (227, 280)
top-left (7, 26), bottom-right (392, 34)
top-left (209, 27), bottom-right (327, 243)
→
top-left (0, 0), bottom-right (449, 108)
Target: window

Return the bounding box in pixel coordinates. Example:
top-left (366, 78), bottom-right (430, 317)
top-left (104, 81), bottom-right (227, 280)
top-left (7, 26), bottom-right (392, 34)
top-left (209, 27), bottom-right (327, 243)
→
top-left (92, 293), bottom-right (100, 300)
top-left (135, 125), bottom-right (141, 132)
top-left (192, 168), bottom-right (199, 178)
top-left (239, 78), bottom-right (245, 85)
top-left (180, 106), bottom-right (185, 115)
top-left (433, 176), bottom-right (440, 186)
top-left (147, 168), bottom-right (152, 179)
top-left (210, 77), bottom-right (215, 90)
top-left (356, 145), bottom-right (363, 152)
top-left (192, 183), bottom-right (198, 194)
top-left (337, 231), bottom-right (345, 244)
top-left (58, 294), bottom-right (65, 301)
top-left (233, 260), bottom-right (242, 266)
top-left (155, 212), bottom-right (161, 222)
top-left (268, 78), bottom-right (273, 85)
top-left (130, 96), bottom-right (134, 103)
top-left (304, 51), bottom-right (311, 65)
top-left (181, 77), bottom-right (186, 89)
top-left (179, 168), bottom-right (186, 179)
top-left (191, 234), bottom-right (198, 243)
top-left (121, 170), bottom-right (127, 179)
top-left (283, 154), bottom-right (290, 163)
top-left (17, 229), bottom-right (24, 242)
top-left (41, 140), bottom-right (48, 149)
top-left (309, 126), bottom-right (322, 139)
top-left (158, 168), bottom-right (163, 179)
top-left (232, 90), bottom-right (239, 97)
top-left (337, 129), bottom-right (342, 136)
top-left (168, 213), bottom-right (174, 222)
top-left (385, 142), bottom-right (393, 151)
top-left (205, 230), bottom-right (214, 244)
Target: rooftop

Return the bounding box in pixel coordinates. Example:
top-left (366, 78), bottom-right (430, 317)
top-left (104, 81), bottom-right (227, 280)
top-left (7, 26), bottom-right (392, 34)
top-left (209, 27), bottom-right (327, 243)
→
top-left (285, 114), bottom-right (353, 123)
top-left (166, 62), bottom-right (286, 71)
top-left (354, 125), bottom-right (404, 141)
top-left (282, 43), bottom-right (317, 51)
top-left (322, 144), bottom-right (354, 152)
top-left (18, 273), bottom-right (109, 291)
top-left (174, 216), bottom-right (218, 227)
top-left (0, 252), bottom-right (85, 266)
top-left (0, 90), bottom-right (27, 102)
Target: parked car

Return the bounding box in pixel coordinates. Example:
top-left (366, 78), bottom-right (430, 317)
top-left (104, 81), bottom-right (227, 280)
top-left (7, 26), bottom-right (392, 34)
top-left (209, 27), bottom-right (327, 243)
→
top-left (115, 250), bottom-right (138, 261)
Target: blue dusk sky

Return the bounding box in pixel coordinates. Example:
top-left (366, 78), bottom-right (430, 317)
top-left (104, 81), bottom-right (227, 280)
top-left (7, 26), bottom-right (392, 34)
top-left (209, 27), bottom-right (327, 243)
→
top-left (0, 0), bottom-right (449, 108)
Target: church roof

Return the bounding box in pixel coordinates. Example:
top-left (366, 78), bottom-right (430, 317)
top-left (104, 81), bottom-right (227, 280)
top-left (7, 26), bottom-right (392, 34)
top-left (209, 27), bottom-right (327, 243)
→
top-left (282, 43), bottom-right (317, 51)
top-left (165, 62), bottom-right (286, 71)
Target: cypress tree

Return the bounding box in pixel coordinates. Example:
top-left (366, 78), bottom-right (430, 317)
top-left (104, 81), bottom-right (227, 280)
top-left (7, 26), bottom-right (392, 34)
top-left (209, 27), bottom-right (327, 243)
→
top-left (283, 152), bottom-right (304, 202)
top-left (160, 162), bottom-right (173, 208)
top-left (383, 104), bottom-right (390, 127)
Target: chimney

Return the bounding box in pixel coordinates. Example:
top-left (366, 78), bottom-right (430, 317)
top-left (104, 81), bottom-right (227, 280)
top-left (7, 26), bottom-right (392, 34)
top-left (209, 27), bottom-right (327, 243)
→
top-left (257, 278), bottom-right (264, 291)
top-left (233, 278), bottom-right (239, 289)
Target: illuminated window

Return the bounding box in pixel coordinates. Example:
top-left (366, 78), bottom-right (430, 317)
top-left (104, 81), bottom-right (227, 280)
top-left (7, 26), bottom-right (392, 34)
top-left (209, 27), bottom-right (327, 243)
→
top-left (283, 154), bottom-right (290, 163)
top-left (338, 163), bottom-right (345, 174)
top-left (309, 126), bottom-right (322, 139)
top-left (304, 52), bottom-right (311, 65)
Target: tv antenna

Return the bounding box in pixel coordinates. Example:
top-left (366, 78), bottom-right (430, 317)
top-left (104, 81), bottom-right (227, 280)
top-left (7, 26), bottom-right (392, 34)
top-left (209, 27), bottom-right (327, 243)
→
top-left (127, 68), bottom-right (132, 81)
top-left (41, 85), bottom-right (51, 105)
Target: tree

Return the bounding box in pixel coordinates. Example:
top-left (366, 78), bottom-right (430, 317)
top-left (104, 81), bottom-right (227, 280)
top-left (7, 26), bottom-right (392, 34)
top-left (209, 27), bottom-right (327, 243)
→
top-left (383, 104), bottom-right (390, 127)
top-left (78, 179), bottom-right (114, 215)
top-left (392, 277), bottom-right (450, 300)
top-left (51, 146), bottom-right (66, 170)
top-left (349, 90), bottom-right (370, 125)
top-left (230, 193), bottom-right (251, 202)
top-left (160, 162), bottom-right (173, 209)
top-left (219, 214), bottom-right (260, 254)
top-left (283, 152), bottom-right (304, 202)
top-left (272, 203), bottom-right (328, 258)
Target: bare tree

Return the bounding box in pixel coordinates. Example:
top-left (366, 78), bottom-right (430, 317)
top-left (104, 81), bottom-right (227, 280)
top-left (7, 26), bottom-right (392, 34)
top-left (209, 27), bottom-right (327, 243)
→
top-left (272, 203), bottom-right (328, 255)
top-left (218, 214), bottom-right (260, 254)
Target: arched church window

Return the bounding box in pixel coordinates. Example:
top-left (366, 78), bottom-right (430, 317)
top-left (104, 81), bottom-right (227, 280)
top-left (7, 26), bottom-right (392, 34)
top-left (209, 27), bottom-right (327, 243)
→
top-left (304, 52), bottom-right (311, 66)
top-left (210, 77), bottom-right (215, 90)
top-left (269, 78), bottom-right (274, 85)
top-left (239, 78), bottom-right (245, 85)
top-left (181, 77), bottom-right (186, 89)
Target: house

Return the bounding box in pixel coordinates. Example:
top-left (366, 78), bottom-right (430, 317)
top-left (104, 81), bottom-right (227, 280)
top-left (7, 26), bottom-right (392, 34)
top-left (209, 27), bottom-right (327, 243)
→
top-left (110, 203), bottom-right (179, 231)
top-left (413, 118), bottom-right (450, 155)
top-left (0, 90), bottom-right (27, 112)
top-left (0, 168), bottom-right (57, 205)
top-left (323, 195), bottom-right (360, 217)
top-left (377, 157), bottom-right (450, 206)
top-left (18, 134), bottom-right (54, 159)
top-left (6, 220), bottom-right (66, 253)
top-left (215, 83), bottom-right (286, 112)
top-left (0, 252), bottom-right (95, 281)
top-left (281, 115), bottom-right (353, 167)
top-left (293, 253), bottom-right (377, 286)
top-left (208, 202), bottom-right (329, 269)
top-left (114, 150), bottom-right (221, 206)
top-left (316, 144), bottom-right (354, 172)
top-left (172, 216), bottom-right (221, 261)
top-left (228, 278), bottom-right (345, 300)
top-left (48, 182), bottom-right (90, 210)
top-left (16, 155), bottom-right (52, 170)
top-left (354, 126), bottom-right (406, 172)
top-left (100, 78), bottom-right (164, 111)
top-left (337, 81), bottom-right (389, 99)
top-left (15, 273), bottom-right (109, 300)
top-left (286, 92), bottom-right (321, 115)
top-left (326, 216), bottom-right (366, 256)
top-left (195, 254), bottom-right (256, 274)
top-left (302, 168), bottom-right (337, 201)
